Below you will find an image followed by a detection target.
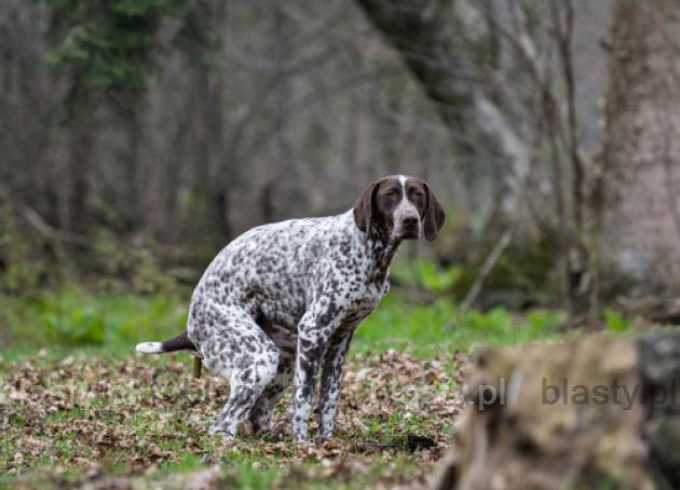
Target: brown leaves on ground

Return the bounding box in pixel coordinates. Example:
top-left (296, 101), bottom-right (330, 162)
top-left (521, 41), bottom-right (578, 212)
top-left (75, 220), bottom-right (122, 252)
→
top-left (0, 350), bottom-right (467, 489)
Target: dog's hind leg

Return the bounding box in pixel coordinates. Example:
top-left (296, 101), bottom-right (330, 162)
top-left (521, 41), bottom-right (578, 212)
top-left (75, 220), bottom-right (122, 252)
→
top-left (191, 302), bottom-right (280, 438)
top-left (248, 345), bottom-right (295, 435)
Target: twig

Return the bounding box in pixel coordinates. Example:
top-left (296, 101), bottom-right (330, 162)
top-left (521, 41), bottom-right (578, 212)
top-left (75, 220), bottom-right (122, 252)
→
top-left (459, 230), bottom-right (513, 314)
top-left (19, 205), bottom-right (90, 247)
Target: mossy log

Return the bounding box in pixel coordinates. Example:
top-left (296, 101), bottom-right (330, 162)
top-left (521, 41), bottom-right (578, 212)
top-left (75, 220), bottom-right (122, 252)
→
top-left (435, 332), bottom-right (680, 490)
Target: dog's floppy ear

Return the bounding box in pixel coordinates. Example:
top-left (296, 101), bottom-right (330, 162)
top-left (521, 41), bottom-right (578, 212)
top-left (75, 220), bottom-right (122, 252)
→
top-left (423, 183), bottom-right (445, 242)
top-left (353, 180), bottom-right (380, 236)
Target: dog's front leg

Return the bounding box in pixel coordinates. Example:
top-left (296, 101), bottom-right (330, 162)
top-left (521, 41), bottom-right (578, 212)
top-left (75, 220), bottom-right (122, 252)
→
top-left (317, 329), bottom-right (354, 441)
top-left (292, 309), bottom-right (337, 443)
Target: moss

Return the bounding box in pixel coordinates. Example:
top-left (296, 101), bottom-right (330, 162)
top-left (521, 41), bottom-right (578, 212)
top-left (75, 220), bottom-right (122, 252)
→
top-left (450, 232), bottom-right (562, 304)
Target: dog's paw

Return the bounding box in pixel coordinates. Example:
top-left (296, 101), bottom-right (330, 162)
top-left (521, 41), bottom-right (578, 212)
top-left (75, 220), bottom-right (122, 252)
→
top-left (208, 424), bottom-right (235, 439)
top-left (314, 434), bottom-right (333, 445)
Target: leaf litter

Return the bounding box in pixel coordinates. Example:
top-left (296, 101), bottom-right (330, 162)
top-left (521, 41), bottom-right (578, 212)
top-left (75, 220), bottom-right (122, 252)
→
top-left (0, 349), bottom-right (468, 489)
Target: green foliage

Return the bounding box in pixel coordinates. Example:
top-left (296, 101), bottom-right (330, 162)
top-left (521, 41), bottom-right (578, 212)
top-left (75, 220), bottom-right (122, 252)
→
top-left (392, 259), bottom-right (461, 294)
top-left (416, 260), bottom-right (461, 293)
top-left (92, 228), bottom-right (177, 295)
top-left (0, 200), bottom-right (50, 296)
top-left (43, 293), bottom-right (108, 345)
top-left (1, 289), bottom-right (187, 353)
top-left (524, 309), bottom-right (564, 332)
top-left (41, 0), bottom-right (195, 96)
top-left (604, 309), bottom-right (631, 333)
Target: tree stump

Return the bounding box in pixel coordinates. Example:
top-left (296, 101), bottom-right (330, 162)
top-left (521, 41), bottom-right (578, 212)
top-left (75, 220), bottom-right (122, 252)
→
top-left (433, 332), bottom-right (680, 490)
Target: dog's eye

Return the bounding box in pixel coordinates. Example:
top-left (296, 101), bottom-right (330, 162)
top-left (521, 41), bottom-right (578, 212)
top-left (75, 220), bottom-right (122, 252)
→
top-left (386, 188), bottom-right (400, 198)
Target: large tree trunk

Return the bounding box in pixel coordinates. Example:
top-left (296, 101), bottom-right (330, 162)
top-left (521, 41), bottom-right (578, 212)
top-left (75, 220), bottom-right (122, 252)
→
top-left (604, 0), bottom-right (680, 293)
top-left (354, 0), bottom-right (473, 133)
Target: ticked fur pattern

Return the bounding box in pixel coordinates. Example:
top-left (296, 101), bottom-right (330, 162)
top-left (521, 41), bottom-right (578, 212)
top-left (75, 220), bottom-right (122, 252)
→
top-left (136, 175), bottom-right (445, 442)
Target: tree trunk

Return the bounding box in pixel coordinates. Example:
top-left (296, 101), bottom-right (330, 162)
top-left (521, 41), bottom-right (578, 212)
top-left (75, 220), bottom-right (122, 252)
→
top-left (604, 0), bottom-right (680, 292)
top-left (354, 0), bottom-right (473, 133)
top-left (66, 109), bottom-right (94, 234)
top-left (124, 106), bottom-right (143, 231)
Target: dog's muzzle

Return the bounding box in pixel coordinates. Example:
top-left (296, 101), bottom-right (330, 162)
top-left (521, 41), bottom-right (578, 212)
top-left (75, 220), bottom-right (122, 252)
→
top-left (399, 216), bottom-right (420, 239)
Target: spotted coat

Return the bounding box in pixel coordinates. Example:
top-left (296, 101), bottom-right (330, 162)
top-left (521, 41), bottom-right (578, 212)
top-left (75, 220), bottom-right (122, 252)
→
top-left (137, 175), bottom-right (445, 442)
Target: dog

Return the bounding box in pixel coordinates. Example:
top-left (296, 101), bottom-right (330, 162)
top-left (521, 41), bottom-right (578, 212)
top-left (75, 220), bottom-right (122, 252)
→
top-left (136, 175), bottom-right (445, 442)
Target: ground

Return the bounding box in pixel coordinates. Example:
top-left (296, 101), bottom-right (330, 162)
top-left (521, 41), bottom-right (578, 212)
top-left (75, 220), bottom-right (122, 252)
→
top-left (0, 289), bottom-right (569, 489)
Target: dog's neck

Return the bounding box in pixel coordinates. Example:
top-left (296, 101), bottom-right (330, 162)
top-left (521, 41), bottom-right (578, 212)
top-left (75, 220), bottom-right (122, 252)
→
top-left (366, 235), bottom-right (402, 284)
top-left (344, 209), bottom-right (403, 285)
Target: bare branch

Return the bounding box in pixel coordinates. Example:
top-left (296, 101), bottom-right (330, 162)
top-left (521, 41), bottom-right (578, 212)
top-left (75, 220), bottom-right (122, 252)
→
top-left (460, 229), bottom-right (513, 314)
top-left (19, 205), bottom-right (89, 247)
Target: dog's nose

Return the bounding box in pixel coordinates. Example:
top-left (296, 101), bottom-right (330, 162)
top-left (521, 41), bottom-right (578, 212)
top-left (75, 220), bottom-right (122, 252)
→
top-left (403, 216), bottom-right (419, 229)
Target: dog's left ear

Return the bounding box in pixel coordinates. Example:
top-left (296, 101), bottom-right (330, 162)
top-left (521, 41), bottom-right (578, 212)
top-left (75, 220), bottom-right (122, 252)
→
top-left (423, 183), bottom-right (445, 242)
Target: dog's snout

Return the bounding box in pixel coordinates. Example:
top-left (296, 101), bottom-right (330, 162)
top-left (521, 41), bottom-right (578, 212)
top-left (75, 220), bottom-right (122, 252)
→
top-left (403, 216), bottom-right (419, 229)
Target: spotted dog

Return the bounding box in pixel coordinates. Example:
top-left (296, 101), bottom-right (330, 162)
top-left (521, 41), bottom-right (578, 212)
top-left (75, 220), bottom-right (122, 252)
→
top-left (136, 175), bottom-right (445, 442)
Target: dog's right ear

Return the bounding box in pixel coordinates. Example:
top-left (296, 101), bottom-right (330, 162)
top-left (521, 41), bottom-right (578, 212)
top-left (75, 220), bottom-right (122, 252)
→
top-left (353, 180), bottom-right (380, 236)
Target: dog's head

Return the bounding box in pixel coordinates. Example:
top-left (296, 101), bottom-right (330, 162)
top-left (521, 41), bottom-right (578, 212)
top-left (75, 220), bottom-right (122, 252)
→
top-left (353, 175), bottom-right (445, 243)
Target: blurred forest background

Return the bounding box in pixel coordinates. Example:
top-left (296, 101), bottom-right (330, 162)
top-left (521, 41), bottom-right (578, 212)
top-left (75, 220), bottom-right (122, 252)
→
top-left (1, 0), bottom-right (679, 322)
top-left (7, 2), bottom-right (680, 487)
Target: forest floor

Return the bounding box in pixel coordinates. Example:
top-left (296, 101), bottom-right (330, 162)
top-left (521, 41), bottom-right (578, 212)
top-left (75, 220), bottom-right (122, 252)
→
top-left (1, 289), bottom-right (572, 489)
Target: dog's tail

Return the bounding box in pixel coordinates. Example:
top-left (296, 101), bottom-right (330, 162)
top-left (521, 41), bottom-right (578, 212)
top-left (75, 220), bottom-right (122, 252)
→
top-left (135, 331), bottom-right (197, 355)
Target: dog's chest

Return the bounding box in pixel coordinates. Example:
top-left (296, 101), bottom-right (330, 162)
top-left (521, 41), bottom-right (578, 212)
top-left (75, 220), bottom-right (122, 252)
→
top-left (341, 276), bottom-right (388, 319)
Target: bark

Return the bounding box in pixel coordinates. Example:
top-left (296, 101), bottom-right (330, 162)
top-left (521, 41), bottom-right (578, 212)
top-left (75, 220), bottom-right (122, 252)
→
top-left (66, 102), bottom-right (95, 234)
top-left (123, 105), bottom-right (143, 230)
top-left (188, 0), bottom-right (230, 245)
top-left (355, 0), bottom-right (473, 133)
top-left (604, 0), bottom-right (680, 292)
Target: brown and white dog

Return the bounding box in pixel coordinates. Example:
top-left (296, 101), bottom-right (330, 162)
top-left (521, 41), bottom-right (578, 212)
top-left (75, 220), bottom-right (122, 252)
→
top-left (136, 175), bottom-right (445, 442)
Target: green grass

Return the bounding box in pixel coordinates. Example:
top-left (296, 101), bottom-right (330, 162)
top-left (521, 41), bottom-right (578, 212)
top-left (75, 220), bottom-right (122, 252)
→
top-left (1, 288), bottom-right (566, 361)
top-left (356, 296), bottom-right (565, 357)
top-left (0, 290), bottom-right (187, 361)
